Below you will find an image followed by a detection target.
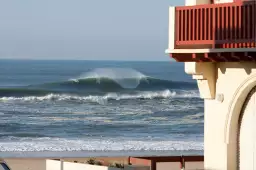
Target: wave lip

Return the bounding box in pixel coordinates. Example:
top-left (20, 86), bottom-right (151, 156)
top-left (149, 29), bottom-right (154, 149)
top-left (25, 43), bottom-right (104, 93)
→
top-left (67, 68), bottom-right (196, 91)
top-left (72, 68), bottom-right (147, 89)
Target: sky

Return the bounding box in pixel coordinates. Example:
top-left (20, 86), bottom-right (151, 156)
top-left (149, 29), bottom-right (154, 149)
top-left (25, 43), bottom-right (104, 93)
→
top-left (0, 0), bottom-right (184, 61)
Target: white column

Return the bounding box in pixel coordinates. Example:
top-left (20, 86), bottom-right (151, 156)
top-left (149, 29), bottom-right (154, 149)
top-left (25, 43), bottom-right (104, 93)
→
top-left (168, 7), bottom-right (176, 51)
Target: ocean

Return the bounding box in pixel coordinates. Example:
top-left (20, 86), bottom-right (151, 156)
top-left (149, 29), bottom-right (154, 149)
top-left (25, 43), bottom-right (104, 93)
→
top-left (0, 60), bottom-right (203, 156)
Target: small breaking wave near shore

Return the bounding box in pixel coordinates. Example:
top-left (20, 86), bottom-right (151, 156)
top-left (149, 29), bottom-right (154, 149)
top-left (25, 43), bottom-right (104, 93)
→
top-left (0, 137), bottom-right (203, 152)
top-left (0, 89), bottom-right (200, 104)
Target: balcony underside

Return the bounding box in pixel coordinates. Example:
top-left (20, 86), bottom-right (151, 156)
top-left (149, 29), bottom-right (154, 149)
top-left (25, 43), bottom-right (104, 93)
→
top-left (175, 41), bottom-right (256, 49)
top-left (170, 51), bottom-right (256, 62)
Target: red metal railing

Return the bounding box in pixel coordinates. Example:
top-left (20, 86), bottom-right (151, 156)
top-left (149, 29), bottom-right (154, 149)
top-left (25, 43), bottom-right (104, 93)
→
top-left (175, 1), bottom-right (256, 49)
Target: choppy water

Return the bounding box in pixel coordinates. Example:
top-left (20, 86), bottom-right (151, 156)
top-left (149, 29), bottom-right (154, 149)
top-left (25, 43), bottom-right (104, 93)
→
top-left (0, 60), bottom-right (203, 152)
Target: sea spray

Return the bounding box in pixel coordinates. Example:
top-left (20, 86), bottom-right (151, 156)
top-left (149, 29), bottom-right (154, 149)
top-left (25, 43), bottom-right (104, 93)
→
top-left (72, 68), bottom-right (149, 89)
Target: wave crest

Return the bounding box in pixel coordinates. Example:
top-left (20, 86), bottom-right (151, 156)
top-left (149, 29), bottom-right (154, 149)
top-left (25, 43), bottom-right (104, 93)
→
top-left (71, 68), bottom-right (148, 89)
top-left (0, 68), bottom-right (197, 97)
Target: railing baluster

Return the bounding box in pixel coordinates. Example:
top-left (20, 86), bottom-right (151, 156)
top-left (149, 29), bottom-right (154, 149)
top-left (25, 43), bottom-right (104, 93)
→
top-left (230, 6), bottom-right (233, 48)
top-left (176, 10), bottom-right (180, 42)
top-left (213, 7), bottom-right (216, 48)
top-left (192, 9), bottom-right (195, 41)
top-left (200, 8), bottom-right (203, 40)
top-left (180, 10), bottom-right (184, 41)
top-left (217, 7), bottom-right (220, 41)
top-left (234, 6), bottom-right (237, 48)
top-left (197, 8), bottom-right (200, 41)
top-left (242, 5), bottom-right (246, 47)
top-left (184, 10), bottom-right (187, 41)
top-left (247, 5), bottom-right (251, 41)
top-left (188, 9), bottom-right (191, 41)
top-left (221, 7), bottom-right (224, 45)
top-left (253, 1), bottom-right (256, 47)
top-left (204, 8), bottom-right (207, 41)
top-left (238, 5), bottom-right (242, 46)
top-left (226, 7), bottom-right (229, 47)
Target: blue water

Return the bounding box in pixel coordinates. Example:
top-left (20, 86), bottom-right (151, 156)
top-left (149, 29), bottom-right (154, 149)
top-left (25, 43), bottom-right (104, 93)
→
top-left (0, 60), bottom-right (203, 152)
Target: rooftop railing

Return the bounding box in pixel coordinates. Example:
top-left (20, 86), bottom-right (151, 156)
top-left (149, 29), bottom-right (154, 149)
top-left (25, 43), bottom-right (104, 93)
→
top-left (174, 1), bottom-right (256, 49)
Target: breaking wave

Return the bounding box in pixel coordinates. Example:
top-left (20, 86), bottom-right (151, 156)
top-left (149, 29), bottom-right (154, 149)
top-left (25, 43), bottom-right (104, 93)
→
top-left (0, 90), bottom-right (200, 104)
top-left (72, 68), bottom-right (148, 89)
top-left (0, 68), bottom-right (198, 104)
top-left (0, 77), bottom-right (196, 98)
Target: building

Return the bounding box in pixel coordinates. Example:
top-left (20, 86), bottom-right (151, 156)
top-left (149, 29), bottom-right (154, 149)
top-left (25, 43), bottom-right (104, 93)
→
top-left (166, 0), bottom-right (256, 169)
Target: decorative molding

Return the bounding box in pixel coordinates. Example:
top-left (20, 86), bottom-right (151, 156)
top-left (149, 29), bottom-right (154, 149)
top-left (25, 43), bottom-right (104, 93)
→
top-left (185, 62), bottom-right (216, 99)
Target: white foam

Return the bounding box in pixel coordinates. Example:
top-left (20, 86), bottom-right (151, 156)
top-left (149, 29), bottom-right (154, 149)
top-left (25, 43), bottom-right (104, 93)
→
top-left (0, 137), bottom-right (203, 152)
top-left (0, 90), bottom-right (199, 104)
top-left (70, 68), bottom-right (148, 89)
top-left (179, 90), bottom-right (200, 98)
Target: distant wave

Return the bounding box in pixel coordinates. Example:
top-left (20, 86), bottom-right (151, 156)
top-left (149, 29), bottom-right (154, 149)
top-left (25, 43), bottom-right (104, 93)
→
top-left (0, 68), bottom-right (197, 97)
top-left (0, 78), bottom-right (196, 97)
top-left (0, 79), bottom-right (196, 98)
top-left (0, 90), bottom-right (200, 104)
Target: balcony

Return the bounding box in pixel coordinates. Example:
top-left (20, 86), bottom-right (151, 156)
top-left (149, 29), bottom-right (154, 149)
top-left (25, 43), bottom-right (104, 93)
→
top-left (166, 1), bottom-right (256, 62)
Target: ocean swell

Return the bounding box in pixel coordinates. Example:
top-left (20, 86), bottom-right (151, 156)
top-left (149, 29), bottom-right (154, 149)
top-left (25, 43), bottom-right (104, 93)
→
top-left (0, 78), bottom-right (196, 97)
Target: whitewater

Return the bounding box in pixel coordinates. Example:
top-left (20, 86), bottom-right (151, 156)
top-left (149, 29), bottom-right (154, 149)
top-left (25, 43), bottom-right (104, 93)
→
top-left (0, 60), bottom-right (203, 154)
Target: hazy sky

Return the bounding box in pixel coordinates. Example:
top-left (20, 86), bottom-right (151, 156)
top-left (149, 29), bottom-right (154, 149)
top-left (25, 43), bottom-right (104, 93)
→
top-left (0, 0), bottom-right (184, 61)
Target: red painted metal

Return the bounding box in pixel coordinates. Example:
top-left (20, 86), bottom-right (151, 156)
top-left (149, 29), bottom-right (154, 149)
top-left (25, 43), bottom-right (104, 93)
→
top-left (171, 51), bottom-right (256, 62)
top-left (174, 1), bottom-right (256, 50)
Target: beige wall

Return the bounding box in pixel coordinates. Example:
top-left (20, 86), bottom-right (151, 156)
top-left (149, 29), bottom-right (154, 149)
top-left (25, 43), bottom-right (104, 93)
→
top-left (4, 159), bottom-right (46, 170)
top-left (46, 160), bottom-right (120, 170)
top-left (46, 160), bottom-right (149, 170)
top-left (185, 62), bottom-right (256, 170)
top-left (4, 159), bottom-right (148, 170)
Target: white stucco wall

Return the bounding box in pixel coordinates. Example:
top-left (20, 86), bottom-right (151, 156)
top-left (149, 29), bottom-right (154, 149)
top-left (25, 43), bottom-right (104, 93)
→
top-left (46, 160), bottom-right (121, 170)
top-left (168, 7), bottom-right (176, 51)
top-left (46, 160), bottom-right (149, 170)
top-left (4, 159), bottom-right (46, 170)
top-left (189, 62), bottom-right (256, 170)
